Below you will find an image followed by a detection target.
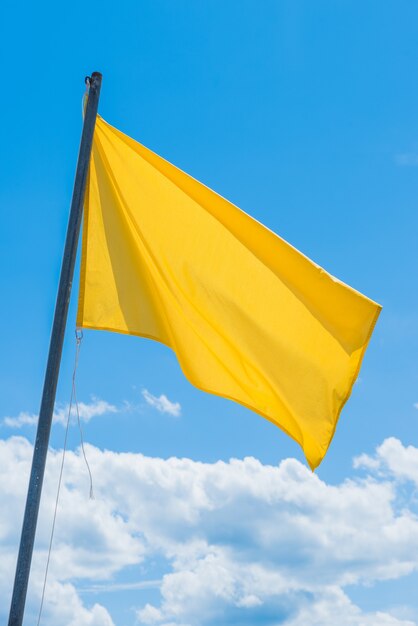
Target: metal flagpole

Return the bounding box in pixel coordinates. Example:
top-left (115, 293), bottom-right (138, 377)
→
top-left (8, 71), bottom-right (102, 626)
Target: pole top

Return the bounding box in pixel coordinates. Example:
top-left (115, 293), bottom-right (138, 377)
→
top-left (85, 72), bottom-right (102, 89)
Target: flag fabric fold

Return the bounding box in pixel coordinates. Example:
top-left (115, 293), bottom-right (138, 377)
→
top-left (77, 115), bottom-right (381, 469)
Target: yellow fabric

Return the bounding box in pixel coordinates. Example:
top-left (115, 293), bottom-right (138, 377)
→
top-left (77, 115), bottom-right (381, 469)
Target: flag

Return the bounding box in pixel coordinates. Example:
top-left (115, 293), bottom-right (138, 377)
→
top-left (77, 115), bottom-right (381, 469)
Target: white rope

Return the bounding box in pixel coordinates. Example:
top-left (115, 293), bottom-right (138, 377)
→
top-left (74, 331), bottom-right (94, 500)
top-left (36, 329), bottom-right (91, 624)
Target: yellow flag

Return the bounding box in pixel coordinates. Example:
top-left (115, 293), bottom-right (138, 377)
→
top-left (77, 115), bottom-right (381, 469)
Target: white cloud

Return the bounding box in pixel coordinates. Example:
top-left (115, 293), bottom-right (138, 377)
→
top-left (142, 389), bottom-right (181, 417)
top-left (3, 411), bottom-right (39, 428)
top-left (3, 398), bottom-right (118, 429)
top-left (354, 437), bottom-right (418, 486)
top-left (53, 398), bottom-right (118, 425)
top-left (1, 436), bottom-right (418, 625)
top-left (352, 452), bottom-right (380, 470)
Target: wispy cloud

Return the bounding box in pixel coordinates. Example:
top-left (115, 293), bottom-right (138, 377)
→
top-left (3, 411), bottom-right (39, 428)
top-left (395, 153), bottom-right (418, 167)
top-left (142, 389), bottom-right (181, 417)
top-left (53, 398), bottom-right (118, 425)
top-left (78, 579), bottom-right (161, 594)
top-left (3, 398), bottom-right (118, 429)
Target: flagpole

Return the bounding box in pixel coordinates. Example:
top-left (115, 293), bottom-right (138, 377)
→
top-left (7, 71), bottom-right (102, 626)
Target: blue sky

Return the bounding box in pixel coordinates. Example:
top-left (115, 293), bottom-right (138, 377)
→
top-left (1, 1), bottom-right (418, 625)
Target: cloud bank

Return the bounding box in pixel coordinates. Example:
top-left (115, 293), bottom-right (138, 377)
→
top-left (1, 436), bottom-right (418, 625)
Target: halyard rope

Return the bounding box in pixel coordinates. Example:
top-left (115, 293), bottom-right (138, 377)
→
top-left (36, 329), bottom-right (93, 624)
top-left (74, 331), bottom-right (94, 500)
